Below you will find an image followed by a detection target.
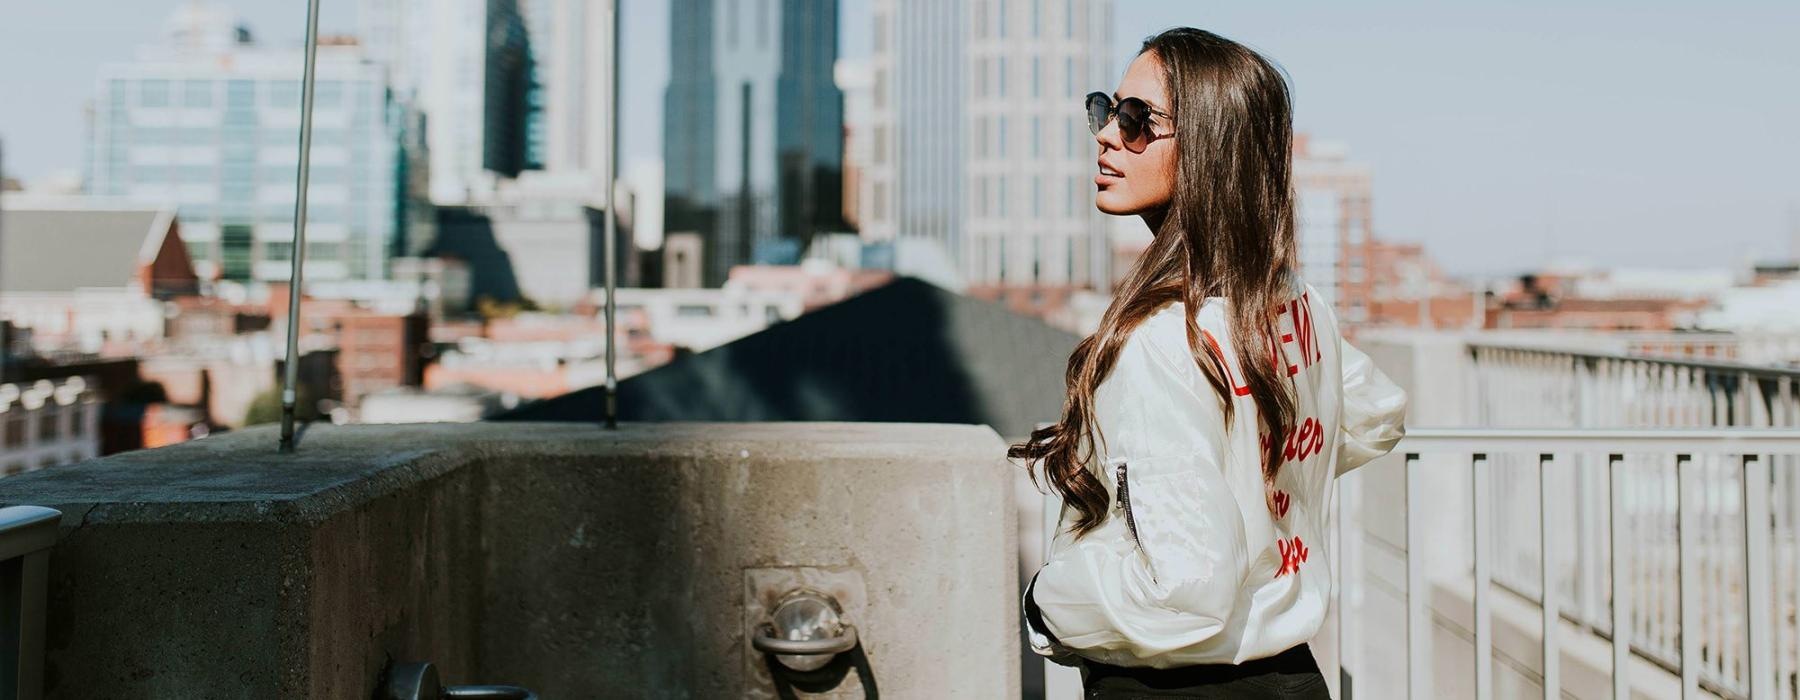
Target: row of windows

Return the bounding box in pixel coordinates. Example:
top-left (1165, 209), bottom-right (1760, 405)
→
top-left (118, 79), bottom-right (367, 111)
top-left (101, 126), bottom-right (382, 151)
top-left (1, 407), bottom-right (88, 449)
top-left (971, 173), bottom-right (1091, 219)
top-left (184, 238), bottom-right (367, 263)
top-left (971, 114), bottom-right (1089, 160)
top-left (974, 233), bottom-right (1087, 285)
top-left (973, 55), bottom-right (1090, 101)
top-left (972, 0), bottom-right (1086, 40)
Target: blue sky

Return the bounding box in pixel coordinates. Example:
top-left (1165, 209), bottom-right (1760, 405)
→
top-left (3, 1), bottom-right (1796, 276)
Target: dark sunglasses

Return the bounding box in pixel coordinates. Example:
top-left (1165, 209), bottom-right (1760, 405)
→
top-left (1085, 91), bottom-right (1174, 152)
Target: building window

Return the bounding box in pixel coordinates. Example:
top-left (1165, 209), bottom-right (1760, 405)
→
top-left (727, 1), bottom-right (738, 48)
top-left (182, 80), bottom-right (213, 108)
top-left (3, 416), bottom-right (22, 448)
top-left (264, 240), bottom-right (293, 263)
top-left (313, 80), bottom-right (343, 109)
top-left (758, 0), bottom-right (770, 49)
top-left (1032, 0), bottom-right (1041, 37)
top-left (1032, 58), bottom-right (1041, 99)
top-left (998, 56), bottom-right (1007, 97)
top-left (998, 0), bottom-right (1007, 37)
top-left (221, 224), bottom-right (253, 280)
top-left (973, 1), bottom-right (987, 38)
top-left (998, 236), bottom-right (1007, 283)
top-left (874, 12), bottom-right (887, 52)
top-left (1032, 175), bottom-right (1042, 218)
top-left (873, 125), bottom-right (887, 164)
top-left (140, 79), bottom-right (171, 108)
top-left (873, 69), bottom-right (885, 110)
top-left (1065, 57), bottom-right (1075, 97)
top-left (1066, 0), bottom-right (1075, 37)
top-left (975, 57), bottom-right (987, 96)
top-left (997, 116), bottom-right (1008, 158)
top-left (37, 407), bottom-right (59, 442)
top-left (975, 116), bottom-right (987, 158)
top-left (269, 80), bottom-right (300, 109)
top-left (1067, 236), bottom-right (1076, 282)
top-left (999, 176), bottom-right (1009, 217)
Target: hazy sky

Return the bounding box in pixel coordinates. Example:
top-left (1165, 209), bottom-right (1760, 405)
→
top-left (3, 1), bottom-right (1796, 277)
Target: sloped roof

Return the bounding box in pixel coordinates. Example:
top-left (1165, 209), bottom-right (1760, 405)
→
top-left (0, 205), bottom-right (176, 293)
top-left (496, 277), bottom-right (1082, 439)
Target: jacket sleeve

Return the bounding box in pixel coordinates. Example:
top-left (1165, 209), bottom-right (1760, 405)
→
top-left (1025, 328), bottom-right (1248, 664)
top-left (1335, 337), bottom-right (1408, 477)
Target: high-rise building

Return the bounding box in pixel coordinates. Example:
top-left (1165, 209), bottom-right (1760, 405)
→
top-left (663, 0), bottom-right (846, 288)
top-left (1293, 134), bottom-right (1374, 324)
top-left (520, 0), bottom-right (617, 187)
top-left (864, 0), bottom-right (1113, 291)
top-left (86, 2), bottom-right (417, 283)
top-left (359, 0), bottom-right (553, 204)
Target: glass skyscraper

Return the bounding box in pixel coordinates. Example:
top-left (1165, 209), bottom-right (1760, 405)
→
top-left (87, 5), bottom-right (414, 283)
top-left (663, 0), bottom-right (846, 288)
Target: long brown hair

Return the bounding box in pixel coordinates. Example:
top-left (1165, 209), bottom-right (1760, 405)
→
top-left (1008, 28), bottom-right (1300, 538)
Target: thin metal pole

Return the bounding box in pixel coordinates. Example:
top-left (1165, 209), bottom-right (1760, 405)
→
top-left (1742, 453), bottom-right (1774, 698)
top-left (1472, 453), bottom-right (1492, 700)
top-left (1539, 453), bottom-right (1561, 700)
top-left (601, 0), bottom-right (620, 429)
top-left (1608, 453), bottom-right (1630, 700)
top-left (279, 0), bottom-right (322, 453)
top-left (1676, 454), bottom-right (1699, 699)
top-left (1405, 452), bottom-right (1427, 699)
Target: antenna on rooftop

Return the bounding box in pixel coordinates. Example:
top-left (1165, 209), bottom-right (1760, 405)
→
top-left (601, 0), bottom-right (620, 430)
top-left (279, 0), bottom-right (321, 453)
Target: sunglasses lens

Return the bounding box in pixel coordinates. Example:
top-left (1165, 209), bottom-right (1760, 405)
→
top-left (1084, 93), bottom-right (1110, 135)
top-left (1116, 98), bottom-right (1147, 145)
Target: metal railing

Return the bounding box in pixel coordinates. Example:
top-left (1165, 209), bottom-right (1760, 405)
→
top-left (1348, 428), bottom-right (1800, 700)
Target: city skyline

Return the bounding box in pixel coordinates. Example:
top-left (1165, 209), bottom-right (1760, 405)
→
top-left (3, 1), bottom-right (1798, 277)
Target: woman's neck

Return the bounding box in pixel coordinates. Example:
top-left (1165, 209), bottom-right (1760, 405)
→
top-left (1141, 208), bottom-right (1169, 235)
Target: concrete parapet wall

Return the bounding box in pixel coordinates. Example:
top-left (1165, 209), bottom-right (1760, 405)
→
top-left (0, 422), bottom-right (1020, 698)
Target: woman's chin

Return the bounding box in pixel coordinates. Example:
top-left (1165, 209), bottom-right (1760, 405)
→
top-left (1095, 190), bottom-right (1144, 216)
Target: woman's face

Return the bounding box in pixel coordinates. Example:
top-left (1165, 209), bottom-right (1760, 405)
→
top-left (1094, 52), bottom-right (1177, 217)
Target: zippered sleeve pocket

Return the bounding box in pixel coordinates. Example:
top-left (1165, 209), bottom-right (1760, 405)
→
top-left (1112, 459), bottom-right (1144, 551)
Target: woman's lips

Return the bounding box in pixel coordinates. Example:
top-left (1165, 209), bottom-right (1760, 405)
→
top-left (1096, 162), bottom-right (1124, 187)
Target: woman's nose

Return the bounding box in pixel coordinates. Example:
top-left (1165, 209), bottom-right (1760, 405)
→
top-left (1095, 116), bottom-right (1123, 151)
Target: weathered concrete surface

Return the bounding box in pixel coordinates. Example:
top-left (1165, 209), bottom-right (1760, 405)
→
top-left (0, 421), bottom-right (1020, 699)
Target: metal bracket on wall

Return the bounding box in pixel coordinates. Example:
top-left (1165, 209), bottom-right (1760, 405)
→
top-left (379, 661), bottom-right (537, 700)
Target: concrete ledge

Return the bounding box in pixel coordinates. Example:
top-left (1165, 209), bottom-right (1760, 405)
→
top-left (0, 422), bottom-right (1021, 698)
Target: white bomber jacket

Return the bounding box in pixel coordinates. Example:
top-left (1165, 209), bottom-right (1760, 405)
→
top-left (1024, 276), bottom-right (1408, 668)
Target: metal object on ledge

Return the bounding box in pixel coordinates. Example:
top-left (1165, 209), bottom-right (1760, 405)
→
top-left (380, 661), bottom-right (536, 700)
top-left (751, 588), bottom-right (859, 672)
top-left (0, 505), bottom-right (61, 700)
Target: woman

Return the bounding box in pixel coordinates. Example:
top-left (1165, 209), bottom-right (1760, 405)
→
top-left (1010, 28), bottom-right (1409, 698)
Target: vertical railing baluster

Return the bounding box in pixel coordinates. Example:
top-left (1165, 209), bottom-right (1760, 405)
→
top-left (1335, 473), bottom-right (1354, 700)
top-left (1407, 452), bottom-right (1427, 700)
top-left (1745, 453), bottom-right (1776, 698)
top-left (1540, 452), bottom-right (1560, 700)
top-left (1678, 453), bottom-right (1700, 699)
top-left (1610, 452), bottom-right (1631, 700)
top-left (1474, 452), bottom-right (1493, 700)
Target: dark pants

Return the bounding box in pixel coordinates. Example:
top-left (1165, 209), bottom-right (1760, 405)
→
top-left (1080, 643), bottom-right (1331, 699)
